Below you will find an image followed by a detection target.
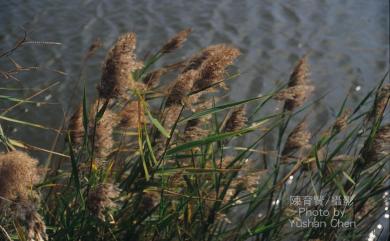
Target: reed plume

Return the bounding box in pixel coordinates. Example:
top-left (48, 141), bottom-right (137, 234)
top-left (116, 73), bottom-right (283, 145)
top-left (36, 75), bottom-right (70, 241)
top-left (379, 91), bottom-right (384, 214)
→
top-left (11, 197), bottom-right (48, 241)
top-left (333, 109), bottom-right (350, 132)
top-left (283, 56), bottom-right (314, 111)
top-left (139, 191), bottom-right (161, 213)
top-left (369, 83), bottom-right (389, 121)
top-left (67, 104), bottom-right (84, 146)
top-left (160, 28), bottom-right (192, 54)
top-left (235, 170), bottom-right (266, 194)
top-left (0, 151), bottom-right (40, 203)
top-left (143, 68), bottom-right (168, 88)
top-left (119, 100), bottom-right (145, 129)
top-left (223, 106), bottom-right (247, 133)
top-left (362, 123), bottom-right (390, 163)
top-left (87, 183), bottom-right (120, 221)
top-left (85, 38), bottom-right (102, 60)
top-left (98, 33), bottom-right (144, 99)
top-left (192, 44), bottom-right (240, 91)
top-left (274, 85), bottom-right (314, 102)
top-left (282, 120), bottom-right (311, 157)
top-left (166, 70), bottom-right (199, 106)
top-left (163, 104), bottom-right (182, 130)
top-left (184, 118), bottom-right (209, 141)
top-left (0, 151), bottom-right (47, 241)
top-left (89, 100), bottom-right (118, 162)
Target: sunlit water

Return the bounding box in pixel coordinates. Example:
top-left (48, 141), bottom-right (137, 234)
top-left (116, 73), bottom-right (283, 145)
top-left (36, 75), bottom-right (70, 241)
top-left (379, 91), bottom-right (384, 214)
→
top-left (0, 0), bottom-right (389, 239)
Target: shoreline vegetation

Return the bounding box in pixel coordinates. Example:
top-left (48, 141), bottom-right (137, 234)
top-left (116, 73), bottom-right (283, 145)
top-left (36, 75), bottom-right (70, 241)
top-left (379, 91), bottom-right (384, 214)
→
top-left (0, 29), bottom-right (389, 241)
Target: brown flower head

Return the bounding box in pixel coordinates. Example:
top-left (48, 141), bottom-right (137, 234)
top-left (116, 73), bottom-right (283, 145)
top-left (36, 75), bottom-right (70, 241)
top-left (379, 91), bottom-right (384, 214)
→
top-left (11, 197), bottom-right (48, 241)
top-left (369, 83), bottom-right (390, 121)
top-left (282, 120), bottom-right (311, 157)
top-left (119, 100), bottom-right (146, 129)
top-left (283, 56), bottom-right (314, 111)
top-left (67, 104), bottom-right (84, 146)
top-left (89, 100), bottom-right (119, 162)
top-left (98, 33), bottom-right (144, 99)
top-left (274, 85), bottom-right (314, 102)
top-left (160, 28), bottom-right (192, 54)
top-left (0, 151), bottom-right (41, 203)
top-left (143, 68), bottom-right (168, 88)
top-left (193, 44), bottom-right (240, 91)
top-left (163, 104), bottom-right (183, 130)
top-left (333, 109), bottom-right (351, 132)
top-left (139, 191), bottom-right (161, 212)
top-left (184, 118), bottom-right (209, 141)
top-left (234, 170), bottom-right (267, 194)
top-left (362, 123), bottom-right (390, 162)
top-left (85, 37), bottom-right (102, 60)
top-left (289, 56), bottom-right (310, 86)
top-left (166, 70), bottom-right (199, 106)
top-left (223, 106), bottom-right (247, 133)
top-left (87, 183), bottom-right (120, 221)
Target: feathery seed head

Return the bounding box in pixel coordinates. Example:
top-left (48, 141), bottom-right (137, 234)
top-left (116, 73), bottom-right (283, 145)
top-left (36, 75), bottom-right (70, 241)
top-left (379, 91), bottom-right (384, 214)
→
top-left (140, 191), bottom-right (161, 212)
top-left (223, 106), bottom-right (247, 133)
top-left (184, 118), bottom-right (209, 141)
top-left (67, 104), bottom-right (84, 146)
top-left (87, 183), bottom-right (120, 221)
top-left (362, 123), bottom-right (390, 162)
top-left (119, 100), bottom-right (146, 129)
top-left (160, 28), bottom-right (192, 54)
top-left (11, 197), bottom-right (48, 241)
top-left (163, 104), bottom-right (182, 130)
top-left (99, 33), bottom-right (144, 99)
top-left (283, 56), bottom-right (313, 111)
top-left (334, 109), bottom-right (351, 132)
top-left (166, 70), bottom-right (199, 106)
top-left (89, 100), bottom-right (119, 162)
top-left (194, 44), bottom-right (240, 91)
top-left (370, 83), bottom-right (390, 121)
top-left (143, 68), bottom-right (168, 88)
top-left (289, 56), bottom-right (310, 87)
top-left (0, 151), bottom-right (41, 204)
top-left (282, 120), bottom-right (311, 156)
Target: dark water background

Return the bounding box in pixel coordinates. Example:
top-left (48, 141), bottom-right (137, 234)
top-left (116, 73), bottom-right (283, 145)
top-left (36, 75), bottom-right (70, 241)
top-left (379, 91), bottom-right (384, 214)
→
top-left (0, 0), bottom-right (389, 239)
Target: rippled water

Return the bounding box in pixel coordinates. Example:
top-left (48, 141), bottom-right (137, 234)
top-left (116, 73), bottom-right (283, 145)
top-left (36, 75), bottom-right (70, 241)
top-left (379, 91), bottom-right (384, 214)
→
top-left (1, 0), bottom-right (389, 152)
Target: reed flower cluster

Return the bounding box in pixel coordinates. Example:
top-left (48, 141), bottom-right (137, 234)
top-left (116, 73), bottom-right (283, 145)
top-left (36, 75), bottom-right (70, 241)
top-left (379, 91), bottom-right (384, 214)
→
top-left (0, 151), bottom-right (47, 241)
top-left (277, 56), bottom-right (314, 111)
top-left (98, 33), bottom-right (144, 99)
top-left (87, 183), bottom-right (121, 221)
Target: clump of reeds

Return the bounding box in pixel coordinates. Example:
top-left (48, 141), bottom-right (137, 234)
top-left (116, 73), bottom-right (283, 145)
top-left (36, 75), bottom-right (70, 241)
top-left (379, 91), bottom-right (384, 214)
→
top-left (1, 28), bottom-right (388, 241)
